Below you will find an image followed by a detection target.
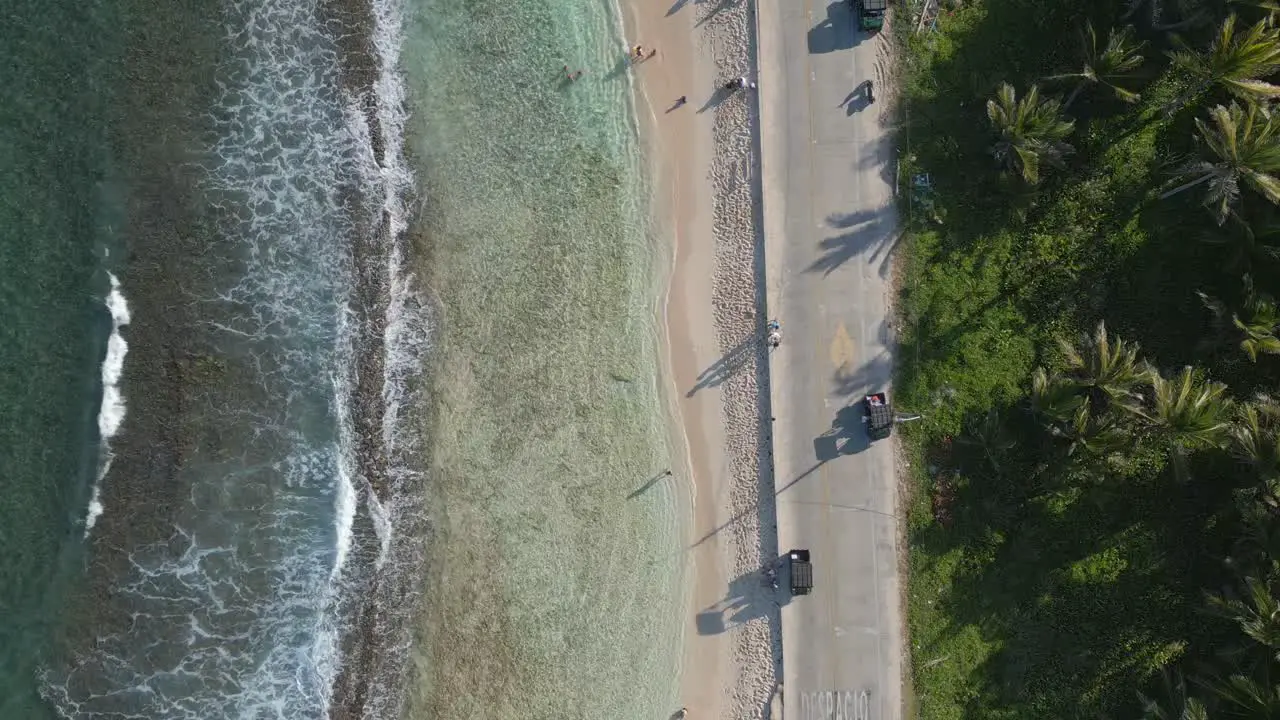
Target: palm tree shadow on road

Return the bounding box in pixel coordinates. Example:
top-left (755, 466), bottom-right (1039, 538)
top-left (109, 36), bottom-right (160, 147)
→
top-left (808, 205), bottom-right (902, 277)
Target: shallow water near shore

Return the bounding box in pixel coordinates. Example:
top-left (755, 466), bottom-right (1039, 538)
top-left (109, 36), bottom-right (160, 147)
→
top-left (0, 0), bottom-right (682, 714)
top-left (399, 0), bottom-right (685, 714)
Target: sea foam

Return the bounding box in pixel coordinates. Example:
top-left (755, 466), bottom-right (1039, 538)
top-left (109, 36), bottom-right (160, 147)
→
top-left (84, 272), bottom-right (131, 535)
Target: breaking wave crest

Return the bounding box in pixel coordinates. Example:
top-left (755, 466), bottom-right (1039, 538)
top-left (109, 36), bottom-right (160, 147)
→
top-left (83, 272), bottom-right (131, 536)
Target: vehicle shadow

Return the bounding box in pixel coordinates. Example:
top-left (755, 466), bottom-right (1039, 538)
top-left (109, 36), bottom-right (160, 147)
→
top-left (695, 561), bottom-right (791, 635)
top-left (813, 402), bottom-right (869, 461)
top-left (807, 1), bottom-right (860, 54)
top-left (776, 402), bottom-right (871, 495)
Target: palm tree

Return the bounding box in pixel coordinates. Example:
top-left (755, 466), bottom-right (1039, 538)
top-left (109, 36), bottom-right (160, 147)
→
top-left (1057, 321), bottom-right (1148, 411)
top-left (1238, 0), bottom-right (1280, 13)
top-left (1208, 576), bottom-right (1280, 653)
top-left (1142, 366), bottom-right (1233, 478)
top-left (1162, 102), bottom-right (1280, 225)
top-left (1231, 397), bottom-right (1280, 512)
top-left (1200, 277), bottom-right (1280, 360)
top-left (1050, 23), bottom-right (1146, 110)
top-left (1053, 400), bottom-right (1131, 457)
top-left (1208, 675), bottom-right (1280, 716)
top-left (1168, 14), bottom-right (1280, 108)
top-left (1030, 366), bottom-right (1084, 422)
top-left (1233, 397), bottom-right (1280, 478)
top-left (1238, 277), bottom-right (1280, 360)
top-left (986, 83), bottom-right (1076, 185)
top-left (959, 408), bottom-right (1017, 476)
top-left (1201, 576), bottom-right (1280, 713)
top-left (1203, 211), bottom-right (1280, 273)
top-left (1138, 669), bottom-right (1210, 720)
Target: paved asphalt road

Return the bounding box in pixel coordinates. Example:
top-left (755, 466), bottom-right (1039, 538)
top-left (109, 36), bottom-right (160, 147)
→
top-left (756, 0), bottom-right (903, 718)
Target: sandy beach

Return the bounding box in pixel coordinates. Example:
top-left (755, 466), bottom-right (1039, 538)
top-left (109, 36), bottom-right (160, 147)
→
top-left (621, 0), bottom-right (779, 714)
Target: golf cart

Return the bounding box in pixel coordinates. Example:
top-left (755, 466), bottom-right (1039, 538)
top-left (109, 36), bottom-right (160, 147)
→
top-left (856, 0), bottom-right (887, 31)
top-left (788, 549), bottom-right (813, 596)
top-left (864, 391), bottom-right (893, 441)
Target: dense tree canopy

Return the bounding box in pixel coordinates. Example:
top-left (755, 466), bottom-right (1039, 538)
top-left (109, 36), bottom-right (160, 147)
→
top-left (896, 0), bottom-right (1280, 716)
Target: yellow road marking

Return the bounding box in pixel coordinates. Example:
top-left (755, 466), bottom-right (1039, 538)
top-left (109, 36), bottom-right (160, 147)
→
top-left (830, 321), bottom-right (855, 371)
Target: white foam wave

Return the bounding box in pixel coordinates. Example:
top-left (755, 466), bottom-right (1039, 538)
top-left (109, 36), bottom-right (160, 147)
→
top-left (99, 275), bottom-right (131, 438)
top-left (331, 303), bottom-right (360, 582)
top-left (344, 0), bottom-right (433, 553)
top-left (52, 0), bottom-right (435, 713)
top-left (51, 0), bottom-right (365, 713)
top-left (84, 273), bottom-right (131, 535)
top-left (339, 2), bottom-right (434, 716)
top-left (366, 483), bottom-right (392, 569)
top-left (370, 0), bottom-right (431, 484)
top-left (332, 456), bottom-right (358, 579)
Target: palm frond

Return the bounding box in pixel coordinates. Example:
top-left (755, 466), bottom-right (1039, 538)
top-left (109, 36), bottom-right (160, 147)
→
top-left (1031, 367), bottom-right (1084, 421)
top-left (1167, 102), bottom-right (1280, 223)
top-left (1058, 320), bottom-right (1148, 406)
top-left (1207, 576), bottom-right (1280, 650)
top-left (1145, 366), bottom-right (1234, 452)
top-left (1168, 15), bottom-right (1280, 107)
top-left (987, 82), bottom-right (1076, 184)
top-left (1137, 669), bottom-right (1210, 720)
top-left (1206, 674), bottom-right (1280, 715)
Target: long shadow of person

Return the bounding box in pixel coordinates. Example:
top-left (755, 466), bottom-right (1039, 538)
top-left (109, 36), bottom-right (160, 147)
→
top-left (695, 567), bottom-right (786, 635)
top-left (687, 334), bottom-right (759, 396)
top-left (839, 81), bottom-right (874, 115)
top-left (698, 84), bottom-right (739, 114)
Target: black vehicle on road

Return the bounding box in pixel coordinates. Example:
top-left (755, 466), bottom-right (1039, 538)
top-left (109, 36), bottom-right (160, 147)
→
top-left (789, 549), bottom-right (813, 596)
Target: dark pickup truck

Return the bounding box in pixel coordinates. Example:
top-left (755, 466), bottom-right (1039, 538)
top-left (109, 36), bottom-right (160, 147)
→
top-left (789, 549), bottom-right (813, 596)
top-left (855, 0), bottom-right (887, 31)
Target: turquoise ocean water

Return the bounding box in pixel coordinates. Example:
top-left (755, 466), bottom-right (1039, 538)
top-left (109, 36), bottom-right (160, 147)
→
top-left (0, 0), bottom-right (682, 716)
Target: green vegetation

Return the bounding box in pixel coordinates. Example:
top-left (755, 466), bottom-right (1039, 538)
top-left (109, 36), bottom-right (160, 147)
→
top-left (895, 0), bottom-right (1280, 716)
